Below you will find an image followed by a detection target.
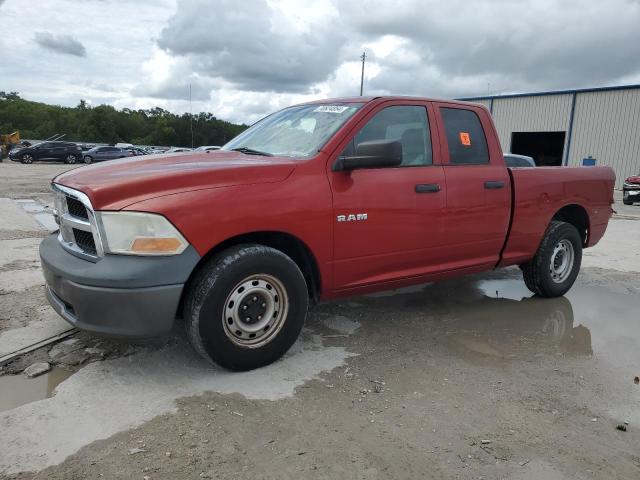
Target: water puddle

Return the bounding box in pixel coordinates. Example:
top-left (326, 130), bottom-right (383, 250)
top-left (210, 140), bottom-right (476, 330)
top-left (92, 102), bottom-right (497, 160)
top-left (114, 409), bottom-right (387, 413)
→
top-left (0, 367), bottom-right (73, 413)
top-left (359, 273), bottom-right (640, 425)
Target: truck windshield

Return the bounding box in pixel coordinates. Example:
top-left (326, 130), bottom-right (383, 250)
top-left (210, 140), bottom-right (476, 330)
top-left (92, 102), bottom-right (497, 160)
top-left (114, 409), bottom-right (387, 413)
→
top-left (221, 103), bottom-right (363, 158)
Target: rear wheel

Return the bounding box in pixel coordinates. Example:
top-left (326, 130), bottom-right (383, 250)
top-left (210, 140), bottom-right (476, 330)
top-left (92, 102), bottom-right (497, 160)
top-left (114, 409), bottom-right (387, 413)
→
top-left (21, 153), bottom-right (34, 164)
top-left (65, 154), bottom-right (77, 164)
top-left (521, 221), bottom-right (582, 297)
top-left (185, 244), bottom-right (308, 371)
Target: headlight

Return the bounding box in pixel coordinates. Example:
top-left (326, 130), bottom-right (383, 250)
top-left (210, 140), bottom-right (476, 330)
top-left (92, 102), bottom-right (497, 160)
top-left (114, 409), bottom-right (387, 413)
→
top-left (96, 211), bottom-right (188, 256)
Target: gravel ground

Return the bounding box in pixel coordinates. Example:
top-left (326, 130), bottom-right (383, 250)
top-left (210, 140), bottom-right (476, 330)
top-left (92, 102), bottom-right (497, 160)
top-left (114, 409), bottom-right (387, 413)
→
top-left (1, 160), bottom-right (639, 480)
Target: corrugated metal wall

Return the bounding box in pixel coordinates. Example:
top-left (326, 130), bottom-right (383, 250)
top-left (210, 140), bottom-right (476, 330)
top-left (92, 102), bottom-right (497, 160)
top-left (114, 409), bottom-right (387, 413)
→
top-left (491, 94), bottom-right (573, 154)
top-left (568, 89), bottom-right (640, 188)
top-left (466, 86), bottom-right (640, 188)
top-left (469, 99), bottom-right (491, 110)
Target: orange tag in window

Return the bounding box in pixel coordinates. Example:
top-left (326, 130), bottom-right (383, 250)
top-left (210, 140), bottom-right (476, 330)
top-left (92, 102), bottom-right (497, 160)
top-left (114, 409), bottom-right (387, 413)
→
top-left (459, 132), bottom-right (471, 146)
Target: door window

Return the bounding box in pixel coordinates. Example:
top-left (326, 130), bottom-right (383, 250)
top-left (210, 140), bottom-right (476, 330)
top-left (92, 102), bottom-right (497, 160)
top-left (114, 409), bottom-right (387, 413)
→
top-left (348, 105), bottom-right (432, 167)
top-left (440, 108), bottom-right (489, 165)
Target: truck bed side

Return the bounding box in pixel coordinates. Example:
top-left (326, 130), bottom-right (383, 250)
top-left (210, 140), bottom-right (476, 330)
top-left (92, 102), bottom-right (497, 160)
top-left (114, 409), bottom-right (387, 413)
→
top-left (499, 166), bottom-right (615, 267)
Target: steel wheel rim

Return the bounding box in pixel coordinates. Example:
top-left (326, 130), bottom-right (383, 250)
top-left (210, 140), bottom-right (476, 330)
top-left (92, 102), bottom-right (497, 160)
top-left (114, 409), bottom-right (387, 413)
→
top-left (549, 239), bottom-right (574, 283)
top-left (222, 274), bottom-right (289, 348)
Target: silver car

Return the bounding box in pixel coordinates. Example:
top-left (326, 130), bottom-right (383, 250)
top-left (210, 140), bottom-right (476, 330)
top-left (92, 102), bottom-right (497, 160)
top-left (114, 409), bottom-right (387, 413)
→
top-left (83, 146), bottom-right (130, 164)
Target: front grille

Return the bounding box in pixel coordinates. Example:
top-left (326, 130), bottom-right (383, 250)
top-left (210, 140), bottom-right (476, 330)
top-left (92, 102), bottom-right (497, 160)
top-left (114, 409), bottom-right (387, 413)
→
top-left (73, 228), bottom-right (97, 255)
top-left (53, 183), bottom-right (102, 259)
top-left (66, 197), bottom-right (88, 219)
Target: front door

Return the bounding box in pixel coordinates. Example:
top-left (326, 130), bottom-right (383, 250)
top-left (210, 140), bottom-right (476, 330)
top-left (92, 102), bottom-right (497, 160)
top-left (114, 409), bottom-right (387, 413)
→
top-left (328, 102), bottom-right (447, 291)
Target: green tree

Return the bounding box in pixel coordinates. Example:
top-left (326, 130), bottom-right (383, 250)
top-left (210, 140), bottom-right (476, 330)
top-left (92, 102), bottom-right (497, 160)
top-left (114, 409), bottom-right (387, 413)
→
top-left (0, 93), bottom-right (248, 146)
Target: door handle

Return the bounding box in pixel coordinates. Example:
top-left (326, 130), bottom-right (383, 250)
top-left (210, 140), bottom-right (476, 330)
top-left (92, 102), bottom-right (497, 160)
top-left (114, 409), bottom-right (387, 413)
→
top-left (484, 180), bottom-right (505, 189)
top-left (415, 183), bottom-right (440, 193)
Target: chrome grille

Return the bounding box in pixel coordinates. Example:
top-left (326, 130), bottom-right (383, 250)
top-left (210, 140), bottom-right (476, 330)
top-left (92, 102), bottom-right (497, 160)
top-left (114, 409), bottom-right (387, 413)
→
top-left (66, 196), bottom-right (88, 219)
top-left (53, 184), bottom-right (104, 260)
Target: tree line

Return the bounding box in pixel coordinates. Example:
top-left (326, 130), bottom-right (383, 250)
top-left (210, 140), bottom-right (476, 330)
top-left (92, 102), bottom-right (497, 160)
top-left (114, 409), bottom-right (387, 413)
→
top-left (0, 92), bottom-right (248, 147)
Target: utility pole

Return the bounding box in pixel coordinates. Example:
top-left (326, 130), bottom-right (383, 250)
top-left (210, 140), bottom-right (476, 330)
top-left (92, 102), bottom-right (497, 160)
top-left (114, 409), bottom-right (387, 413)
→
top-left (189, 84), bottom-right (194, 148)
top-left (359, 51), bottom-right (366, 96)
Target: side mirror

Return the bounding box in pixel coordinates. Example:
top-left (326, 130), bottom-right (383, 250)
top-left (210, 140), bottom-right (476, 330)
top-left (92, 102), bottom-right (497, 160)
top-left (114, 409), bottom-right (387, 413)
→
top-left (334, 140), bottom-right (403, 171)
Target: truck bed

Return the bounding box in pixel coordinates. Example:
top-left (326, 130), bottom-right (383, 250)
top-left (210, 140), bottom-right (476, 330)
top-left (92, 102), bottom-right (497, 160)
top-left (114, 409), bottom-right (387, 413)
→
top-left (500, 166), bottom-right (615, 267)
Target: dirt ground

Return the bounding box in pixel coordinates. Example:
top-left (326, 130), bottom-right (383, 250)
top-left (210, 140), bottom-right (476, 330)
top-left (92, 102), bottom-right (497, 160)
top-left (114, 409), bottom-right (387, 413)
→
top-left (1, 160), bottom-right (639, 480)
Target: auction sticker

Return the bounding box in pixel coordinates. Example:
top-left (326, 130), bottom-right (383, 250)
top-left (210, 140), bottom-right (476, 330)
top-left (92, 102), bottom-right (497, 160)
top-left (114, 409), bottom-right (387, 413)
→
top-left (314, 105), bottom-right (349, 113)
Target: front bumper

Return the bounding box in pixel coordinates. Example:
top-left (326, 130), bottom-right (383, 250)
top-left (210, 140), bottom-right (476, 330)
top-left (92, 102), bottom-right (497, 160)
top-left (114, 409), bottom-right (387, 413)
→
top-left (623, 187), bottom-right (640, 199)
top-left (40, 234), bottom-right (200, 338)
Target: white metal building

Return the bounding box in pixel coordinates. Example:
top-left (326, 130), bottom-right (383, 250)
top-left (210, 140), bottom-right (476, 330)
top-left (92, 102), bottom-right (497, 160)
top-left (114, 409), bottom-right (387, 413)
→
top-left (459, 84), bottom-right (640, 188)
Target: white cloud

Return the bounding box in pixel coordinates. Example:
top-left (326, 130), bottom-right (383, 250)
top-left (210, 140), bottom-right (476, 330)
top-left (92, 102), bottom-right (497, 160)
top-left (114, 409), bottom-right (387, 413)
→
top-left (1, 0), bottom-right (640, 124)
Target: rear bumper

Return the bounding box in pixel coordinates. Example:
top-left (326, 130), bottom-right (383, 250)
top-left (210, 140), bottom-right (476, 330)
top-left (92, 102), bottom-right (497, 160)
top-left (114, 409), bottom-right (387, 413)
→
top-left (40, 234), bottom-right (200, 338)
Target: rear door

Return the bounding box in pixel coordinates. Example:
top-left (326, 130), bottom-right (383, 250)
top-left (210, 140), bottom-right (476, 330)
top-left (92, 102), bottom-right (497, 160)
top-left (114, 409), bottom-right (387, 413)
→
top-left (434, 103), bottom-right (511, 269)
top-left (328, 101), bottom-right (447, 290)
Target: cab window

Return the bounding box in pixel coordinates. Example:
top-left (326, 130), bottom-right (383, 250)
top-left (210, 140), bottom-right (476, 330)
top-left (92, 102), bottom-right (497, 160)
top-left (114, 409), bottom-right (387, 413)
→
top-left (440, 108), bottom-right (489, 165)
top-left (346, 105), bottom-right (432, 167)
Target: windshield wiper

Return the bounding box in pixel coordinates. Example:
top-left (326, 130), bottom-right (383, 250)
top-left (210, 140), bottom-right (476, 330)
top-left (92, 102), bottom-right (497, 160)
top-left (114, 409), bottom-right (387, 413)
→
top-left (230, 147), bottom-right (273, 157)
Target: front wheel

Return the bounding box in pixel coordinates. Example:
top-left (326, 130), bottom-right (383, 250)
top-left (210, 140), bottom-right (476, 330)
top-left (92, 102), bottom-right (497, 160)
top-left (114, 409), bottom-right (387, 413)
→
top-left (83, 155), bottom-right (93, 164)
top-left (521, 221), bottom-right (582, 297)
top-left (184, 244), bottom-right (308, 371)
top-left (21, 153), bottom-right (34, 164)
top-left (623, 192), bottom-right (634, 205)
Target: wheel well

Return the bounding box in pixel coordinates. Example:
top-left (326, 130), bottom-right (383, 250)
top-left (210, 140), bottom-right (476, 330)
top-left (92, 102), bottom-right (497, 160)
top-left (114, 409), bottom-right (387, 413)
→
top-left (552, 204), bottom-right (589, 245)
top-left (178, 231), bottom-right (321, 318)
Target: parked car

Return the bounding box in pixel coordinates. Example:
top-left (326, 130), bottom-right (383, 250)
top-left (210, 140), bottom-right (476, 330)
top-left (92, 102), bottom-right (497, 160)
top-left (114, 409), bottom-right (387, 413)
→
top-left (623, 174), bottom-right (640, 205)
top-left (125, 147), bottom-right (149, 156)
top-left (9, 141), bottom-right (82, 164)
top-left (166, 147), bottom-right (193, 153)
top-left (41, 96), bottom-right (615, 371)
top-left (194, 145), bottom-right (221, 152)
top-left (82, 146), bottom-right (130, 164)
top-left (504, 153), bottom-right (536, 167)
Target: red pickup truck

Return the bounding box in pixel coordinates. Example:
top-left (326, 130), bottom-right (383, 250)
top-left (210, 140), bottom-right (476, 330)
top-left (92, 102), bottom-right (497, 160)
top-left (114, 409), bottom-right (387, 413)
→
top-left (41, 96), bottom-right (615, 370)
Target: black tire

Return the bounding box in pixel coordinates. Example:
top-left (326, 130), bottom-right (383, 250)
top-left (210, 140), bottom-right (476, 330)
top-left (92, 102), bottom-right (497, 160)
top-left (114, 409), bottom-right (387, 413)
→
top-left (184, 244), bottom-right (308, 371)
top-left (64, 154), bottom-right (77, 164)
top-left (21, 153), bottom-right (34, 164)
top-left (623, 194), bottom-right (633, 205)
top-left (521, 221), bottom-right (582, 298)
top-left (83, 155), bottom-right (93, 164)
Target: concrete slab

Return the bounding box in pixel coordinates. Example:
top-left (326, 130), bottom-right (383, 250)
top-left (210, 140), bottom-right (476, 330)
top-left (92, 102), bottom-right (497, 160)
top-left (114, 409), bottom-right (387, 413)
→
top-left (0, 316), bottom-right (72, 358)
top-left (582, 218), bottom-right (640, 272)
top-left (0, 198), bottom-right (41, 231)
top-left (14, 199), bottom-right (58, 231)
top-left (0, 237), bottom-right (43, 293)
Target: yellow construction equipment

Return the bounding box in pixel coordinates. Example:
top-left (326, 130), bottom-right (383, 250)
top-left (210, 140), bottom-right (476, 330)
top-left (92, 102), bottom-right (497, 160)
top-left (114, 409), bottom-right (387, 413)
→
top-left (0, 131), bottom-right (20, 159)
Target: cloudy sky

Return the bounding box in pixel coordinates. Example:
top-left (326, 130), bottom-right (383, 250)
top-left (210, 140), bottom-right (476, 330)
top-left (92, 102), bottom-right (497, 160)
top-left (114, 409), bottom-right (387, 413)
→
top-left (2, 0), bottom-right (640, 124)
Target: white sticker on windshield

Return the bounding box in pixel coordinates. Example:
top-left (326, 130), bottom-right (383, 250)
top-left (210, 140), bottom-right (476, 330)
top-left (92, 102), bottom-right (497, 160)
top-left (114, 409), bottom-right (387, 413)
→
top-left (314, 105), bottom-right (349, 113)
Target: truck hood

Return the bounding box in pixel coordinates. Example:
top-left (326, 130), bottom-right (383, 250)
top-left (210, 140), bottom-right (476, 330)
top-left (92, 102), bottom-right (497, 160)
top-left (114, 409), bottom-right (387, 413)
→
top-left (54, 151), bottom-right (297, 210)
top-left (626, 175), bottom-right (640, 184)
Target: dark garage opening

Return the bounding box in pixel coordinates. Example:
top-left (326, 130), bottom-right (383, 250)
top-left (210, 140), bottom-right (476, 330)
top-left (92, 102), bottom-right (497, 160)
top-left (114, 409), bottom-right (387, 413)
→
top-left (510, 131), bottom-right (566, 166)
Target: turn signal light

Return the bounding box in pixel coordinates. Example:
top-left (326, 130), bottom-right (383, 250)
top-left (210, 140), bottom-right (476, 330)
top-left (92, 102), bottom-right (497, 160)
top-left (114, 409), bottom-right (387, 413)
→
top-left (131, 237), bottom-right (184, 254)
